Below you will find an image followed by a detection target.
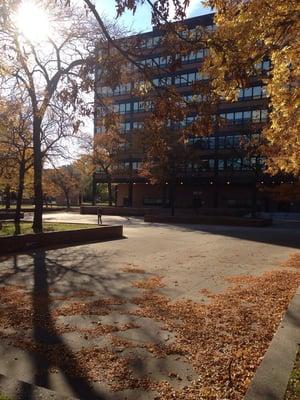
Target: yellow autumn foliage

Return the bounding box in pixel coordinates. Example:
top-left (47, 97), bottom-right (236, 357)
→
top-left (203, 0), bottom-right (300, 174)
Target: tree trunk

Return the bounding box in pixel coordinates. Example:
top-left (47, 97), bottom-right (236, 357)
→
top-left (107, 178), bottom-right (113, 206)
top-left (65, 191), bottom-right (70, 209)
top-left (14, 160), bottom-right (26, 235)
top-left (32, 118), bottom-right (43, 233)
top-left (4, 184), bottom-right (11, 210)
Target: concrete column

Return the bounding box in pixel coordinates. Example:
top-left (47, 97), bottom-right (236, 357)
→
top-left (128, 181), bottom-right (133, 207)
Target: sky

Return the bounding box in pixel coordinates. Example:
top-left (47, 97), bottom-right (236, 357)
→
top-left (95, 0), bottom-right (213, 33)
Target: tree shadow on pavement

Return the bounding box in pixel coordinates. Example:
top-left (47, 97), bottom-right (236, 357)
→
top-left (0, 247), bottom-right (178, 400)
top-left (146, 220), bottom-right (300, 250)
top-left (30, 249), bottom-right (107, 400)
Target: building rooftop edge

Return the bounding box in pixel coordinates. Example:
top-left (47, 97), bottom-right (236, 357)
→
top-left (124, 12), bottom-right (215, 39)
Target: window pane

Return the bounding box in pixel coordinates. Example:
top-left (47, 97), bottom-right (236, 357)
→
top-left (253, 86), bottom-right (262, 99)
top-left (252, 110), bottom-right (260, 122)
top-left (261, 109), bottom-right (268, 121)
top-left (218, 160), bottom-right (224, 170)
top-left (218, 136), bottom-right (225, 149)
top-left (244, 88), bottom-right (252, 98)
top-left (243, 111), bottom-right (251, 120)
top-left (235, 112), bottom-right (243, 122)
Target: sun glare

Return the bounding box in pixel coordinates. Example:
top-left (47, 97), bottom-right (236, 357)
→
top-left (14, 1), bottom-right (51, 42)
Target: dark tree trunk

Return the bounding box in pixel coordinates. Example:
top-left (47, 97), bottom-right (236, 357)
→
top-left (32, 118), bottom-right (43, 233)
top-left (114, 185), bottom-right (118, 207)
top-left (4, 184), bottom-right (11, 210)
top-left (14, 160), bottom-right (26, 235)
top-left (65, 191), bottom-right (70, 209)
top-left (107, 178), bottom-right (113, 206)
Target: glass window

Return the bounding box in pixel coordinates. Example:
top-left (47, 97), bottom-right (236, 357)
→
top-left (243, 111), bottom-right (251, 121)
top-left (242, 158), bottom-right (248, 170)
top-left (250, 157), bottom-right (257, 166)
top-left (198, 49), bottom-right (204, 59)
top-left (262, 86), bottom-right (268, 98)
top-left (218, 160), bottom-right (224, 170)
top-left (261, 109), bottom-right (268, 121)
top-left (132, 161), bottom-right (141, 171)
top-left (235, 112), bottom-right (243, 122)
top-left (244, 88), bottom-right (253, 98)
top-left (226, 159), bottom-right (233, 169)
top-left (226, 136), bottom-right (234, 148)
top-left (227, 113), bottom-right (234, 121)
top-left (218, 136), bottom-right (225, 149)
top-left (196, 72), bottom-right (202, 81)
top-left (190, 51), bottom-right (196, 61)
top-left (233, 135), bottom-right (241, 147)
top-left (119, 103), bottom-right (126, 114)
top-left (253, 86), bottom-right (262, 99)
top-left (263, 60), bottom-right (270, 71)
top-left (132, 121), bottom-right (143, 130)
top-left (209, 137), bottom-right (215, 149)
top-left (233, 158), bottom-right (242, 170)
top-left (252, 110), bottom-right (261, 122)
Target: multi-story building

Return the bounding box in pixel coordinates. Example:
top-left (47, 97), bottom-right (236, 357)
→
top-left (93, 13), bottom-right (298, 213)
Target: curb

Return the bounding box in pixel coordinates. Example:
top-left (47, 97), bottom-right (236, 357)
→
top-left (245, 287), bottom-right (300, 400)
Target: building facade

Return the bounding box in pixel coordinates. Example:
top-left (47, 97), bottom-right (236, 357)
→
top-left (94, 13), bottom-right (298, 213)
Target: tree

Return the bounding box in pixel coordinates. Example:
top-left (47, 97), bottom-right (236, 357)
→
top-left (44, 165), bottom-right (80, 209)
top-left (200, 0), bottom-right (300, 175)
top-left (0, 99), bottom-right (34, 231)
top-left (73, 154), bottom-right (94, 204)
top-left (0, 1), bottom-right (98, 232)
top-left (83, 129), bottom-right (124, 206)
top-left (136, 90), bottom-right (214, 215)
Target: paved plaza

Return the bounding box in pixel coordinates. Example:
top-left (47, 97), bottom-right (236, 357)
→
top-left (0, 212), bottom-right (299, 399)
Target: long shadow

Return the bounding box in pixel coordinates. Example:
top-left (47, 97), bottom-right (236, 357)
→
top-left (31, 249), bottom-right (107, 400)
top-left (142, 220), bottom-right (300, 250)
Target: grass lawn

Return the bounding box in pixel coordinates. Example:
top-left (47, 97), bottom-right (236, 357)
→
top-left (285, 346), bottom-right (300, 400)
top-left (0, 395), bottom-right (11, 400)
top-left (0, 222), bottom-right (98, 236)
